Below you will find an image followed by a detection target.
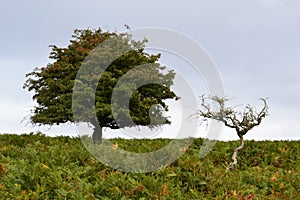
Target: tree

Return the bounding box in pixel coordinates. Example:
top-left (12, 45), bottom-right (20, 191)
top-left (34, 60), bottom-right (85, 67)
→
top-left (195, 95), bottom-right (269, 171)
top-left (24, 28), bottom-right (178, 143)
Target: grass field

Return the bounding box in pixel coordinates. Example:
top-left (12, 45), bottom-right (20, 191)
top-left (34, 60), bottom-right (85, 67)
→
top-left (0, 133), bottom-right (299, 199)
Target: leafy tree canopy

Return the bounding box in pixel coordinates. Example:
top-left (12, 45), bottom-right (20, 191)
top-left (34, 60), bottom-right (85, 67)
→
top-left (24, 28), bottom-right (178, 141)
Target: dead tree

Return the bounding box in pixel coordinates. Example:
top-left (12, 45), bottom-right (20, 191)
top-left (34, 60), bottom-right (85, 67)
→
top-left (195, 95), bottom-right (269, 171)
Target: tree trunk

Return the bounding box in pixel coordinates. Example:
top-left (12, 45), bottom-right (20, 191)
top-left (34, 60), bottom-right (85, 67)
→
top-left (227, 135), bottom-right (244, 171)
top-left (92, 125), bottom-right (102, 144)
top-left (90, 118), bottom-right (102, 144)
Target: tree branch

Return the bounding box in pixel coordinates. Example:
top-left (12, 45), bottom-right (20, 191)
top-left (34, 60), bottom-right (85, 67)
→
top-left (195, 95), bottom-right (269, 171)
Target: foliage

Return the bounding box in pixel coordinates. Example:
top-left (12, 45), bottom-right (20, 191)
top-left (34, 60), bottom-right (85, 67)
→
top-left (0, 133), bottom-right (299, 199)
top-left (23, 28), bottom-right (177, 142)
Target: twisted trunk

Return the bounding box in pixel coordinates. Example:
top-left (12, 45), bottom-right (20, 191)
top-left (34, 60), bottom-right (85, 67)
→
top-left (227, 135), bottom-right (244, 171)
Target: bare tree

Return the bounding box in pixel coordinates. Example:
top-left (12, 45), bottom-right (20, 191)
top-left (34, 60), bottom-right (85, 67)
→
top-left (195, 95), bottom-right (269, 171)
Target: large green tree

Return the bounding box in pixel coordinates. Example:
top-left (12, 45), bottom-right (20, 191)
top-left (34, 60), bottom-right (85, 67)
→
top-left (24, 28), bottom-right (178, 143)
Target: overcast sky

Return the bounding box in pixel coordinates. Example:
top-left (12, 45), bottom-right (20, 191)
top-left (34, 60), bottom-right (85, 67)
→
top-left (0, 0), bottom-right (299, 140)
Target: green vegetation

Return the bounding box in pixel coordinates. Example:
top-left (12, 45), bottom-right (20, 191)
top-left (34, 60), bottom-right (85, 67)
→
top-left (0, 133), bottom-right (299, 199)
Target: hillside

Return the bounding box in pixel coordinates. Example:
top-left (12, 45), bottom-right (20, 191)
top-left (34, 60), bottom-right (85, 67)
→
top-left (0, 133), bottom-right (299, 199)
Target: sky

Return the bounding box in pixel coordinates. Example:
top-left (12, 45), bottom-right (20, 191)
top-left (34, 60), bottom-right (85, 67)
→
top-left (0, 0), bottom-right (299, 141)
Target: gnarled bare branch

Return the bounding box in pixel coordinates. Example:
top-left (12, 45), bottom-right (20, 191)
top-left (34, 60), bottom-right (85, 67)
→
top-left (195, 95), bottom-right (269, 170)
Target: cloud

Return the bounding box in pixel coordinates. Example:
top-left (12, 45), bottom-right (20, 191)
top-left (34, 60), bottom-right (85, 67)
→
top-left (256, 0), bottom-right (290, 8)
top-left (0, 0), bottom-right (299, 140)
top-left (0, 98), bottom-right (30, 133)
